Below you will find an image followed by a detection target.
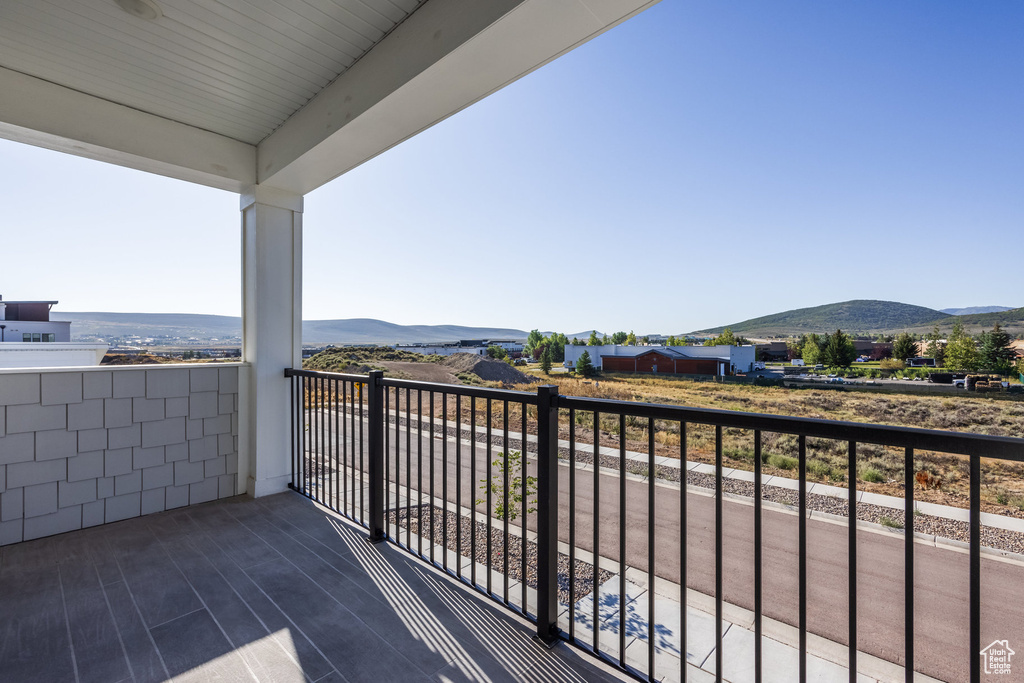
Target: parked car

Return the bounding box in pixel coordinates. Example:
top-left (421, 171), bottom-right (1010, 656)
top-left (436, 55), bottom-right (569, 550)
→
top-left (953, 379), bottom-right (966, 388)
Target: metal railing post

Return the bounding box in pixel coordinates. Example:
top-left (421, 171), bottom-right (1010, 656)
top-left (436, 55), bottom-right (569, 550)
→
top-left (366, 370), bottom-right (386, 543)
top-left (536, 384), bottom-right (560, 646)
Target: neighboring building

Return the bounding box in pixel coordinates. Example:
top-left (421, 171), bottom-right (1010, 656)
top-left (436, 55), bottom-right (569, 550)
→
top-left (564, 344), bottom-right (756, 376)
top-left (0, 297), bottom-right (108, 368)
top-left (755, 341), bottom-right (791, 361)
top-left (907, 357), bottom-right (937, 367)
top-left (395, 339), bottom-right (525, 358)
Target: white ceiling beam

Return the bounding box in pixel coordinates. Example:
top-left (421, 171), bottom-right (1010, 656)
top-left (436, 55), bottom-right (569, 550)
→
top-left (258, 0), bottom-right (660, 195)
top-left (0, 66), bottom-right (255, 192)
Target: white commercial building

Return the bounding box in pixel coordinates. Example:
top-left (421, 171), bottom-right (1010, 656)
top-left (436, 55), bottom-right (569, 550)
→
top-left (564, 344), bottom-right (757, 375)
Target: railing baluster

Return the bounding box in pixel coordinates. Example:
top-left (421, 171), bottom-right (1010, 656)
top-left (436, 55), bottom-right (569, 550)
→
top-left (342, 381), bottom-right (349, 516)
top-left (681, 420), bottom-right (687, 683)
top-left (848, 441), bottom-right (857, 683)
top-left (471, 397), bottom-right (477, 588)
top-left (406, 387), bottom-right (412, 550)
top-left (301, 377), bottom-right (307, 496)
top-left (648, 417), bottom-right (656, 681)
top-left (359, 382), bottom-right (365, 525)
top-left (430, 390), bottom-right (436, 565)
top-left (970, 454), bottom-right (981, 683)
top-left (619, 413), bottom-right (626, 669)
top-left (799, 434), bottom-right (807, 683)
top-left (289, 373), bottom-right (296, 490)
top-left (715, 424), bottom-right (723, 683)
top-left (486, 397), bottom-right (493, 595)
top-left (593, 409), bottom-right (601, 655)
top-left (569, 408), bottom-right (576, 638)
top-left (385, 386), bottom-right (391, 538)
top-left (456, 394), bottom-right (462, 580)
top-left (418, 389), bottom-right (424, 557)
top-left (905, 446), bottom-right (914, 683)
top-left (754, 429), bottom-right (762, 683)
top-left (521, 403), bottom-right (528, 615)
top-left (502, 401), bottom-right (509, 605)
top-left (443, 391), bottom-right (449, 572)
top-left (334, 379), bottom-right (340, 513)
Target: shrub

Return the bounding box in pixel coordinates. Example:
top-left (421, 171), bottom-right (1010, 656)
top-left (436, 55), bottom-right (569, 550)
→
top-left (767, 454), bottom-right (799, 471)
top-left (860, 468), bottom-right (885, 483)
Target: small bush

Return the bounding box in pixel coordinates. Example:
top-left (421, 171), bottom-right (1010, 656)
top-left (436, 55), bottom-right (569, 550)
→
top-left (768, 454), bottom-right (799, 471)
top-left (861, 468), bottom-right (885, 483)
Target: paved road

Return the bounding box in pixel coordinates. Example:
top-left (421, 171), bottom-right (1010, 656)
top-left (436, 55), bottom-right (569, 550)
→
top-left (308, 415), bottom-right (1023, 683)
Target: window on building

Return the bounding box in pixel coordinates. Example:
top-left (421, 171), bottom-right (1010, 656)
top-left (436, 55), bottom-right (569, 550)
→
top-left (23, 333), bottom-right (30, 342)
top-left (44, 333), bottom-right (55, 342)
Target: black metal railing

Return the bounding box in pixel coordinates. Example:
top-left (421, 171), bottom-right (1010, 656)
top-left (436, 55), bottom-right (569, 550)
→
top-left (285, 368), bottom-right (1024, 683)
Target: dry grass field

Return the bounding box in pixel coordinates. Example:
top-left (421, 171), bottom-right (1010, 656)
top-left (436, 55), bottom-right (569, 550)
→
top-left (514, 371), bottom-right (1024, 516)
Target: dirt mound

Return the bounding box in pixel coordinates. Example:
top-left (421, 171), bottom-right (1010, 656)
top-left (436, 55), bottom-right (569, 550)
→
top-left (442, 353), bottom-right (537, 385)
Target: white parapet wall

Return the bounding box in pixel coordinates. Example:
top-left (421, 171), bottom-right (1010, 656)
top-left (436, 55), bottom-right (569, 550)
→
top-left (0, 342), bottom-right (108, 368)
top-left (0, 363), bottom-right (242, 545)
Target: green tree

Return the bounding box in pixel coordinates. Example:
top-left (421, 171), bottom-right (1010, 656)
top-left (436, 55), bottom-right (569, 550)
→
top-left (892, 332), bottom-right (917, 362)
top-left (546, 332), bottom-right (568, 362)
top-left (1016, 356), bottom-right (1024, 379)
top-left (802, 339), bottom-right (821, 365)
top-left (641, 336), bottom-right (650, 345)
top-left (625, 331), bottom-right (637, 346)
top-left (525, 329), bottom-right (544, 357)
top-left (821, 329), bottom-right (856, 370)
top-left (611, 331), bottom-right (628, 345)
top-left (540, 345), bottom-right (553, 374)
top-left (576, 350), bottom-right (595, 377)
top-left (666, 335), bottom-right (677, 346)
top-left (587, 331), bottom-right (600, 346)
top-left (980, 322), bottom-right (1016, 375)
top-left (476, 451), bottom-right (536, 521)
top-left (704, 328), bottom-right (748, 347)
top-left (924, 325), bottom-right (945, 366)
top-left (944, 320), bottom-right (981, 372)
top-left (486, 345), bottom-right (507, 360)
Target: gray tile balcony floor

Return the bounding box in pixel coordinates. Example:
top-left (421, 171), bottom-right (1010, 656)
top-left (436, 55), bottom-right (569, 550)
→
top-left (0, 492), bottom-right (631, 683)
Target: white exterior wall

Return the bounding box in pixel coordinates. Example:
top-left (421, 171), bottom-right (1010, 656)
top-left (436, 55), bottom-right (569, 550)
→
top-left (395, 346), bottom-right (488, 357)
top-left (0, 320), bottom-right (72, 342)
top-left (0, 364), bottom-right (241, 546)
top-left (0, 344), bottom-right (108, 368)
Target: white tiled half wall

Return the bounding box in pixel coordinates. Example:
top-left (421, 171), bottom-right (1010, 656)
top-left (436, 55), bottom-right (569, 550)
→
top-left (0, 364), bottom-right (241, 545)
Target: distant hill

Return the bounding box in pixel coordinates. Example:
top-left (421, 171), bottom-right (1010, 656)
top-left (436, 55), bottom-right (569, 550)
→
top-left (939, 306), bottom-right (1014, 316)
top-left (932, 307), bottom-right (1024, 335)
top-left (55, 312), bottom-right (528, 345)
top-left (690, 300), bottom-right (951, 337)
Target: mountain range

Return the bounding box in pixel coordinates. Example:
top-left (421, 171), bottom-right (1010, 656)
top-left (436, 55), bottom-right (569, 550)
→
top-left (56, 312), bottom-right (529, 345)
top-left (690, 300), bottom-right (1024, 337)
top-left (56, 300), bottom-right (1024, 346)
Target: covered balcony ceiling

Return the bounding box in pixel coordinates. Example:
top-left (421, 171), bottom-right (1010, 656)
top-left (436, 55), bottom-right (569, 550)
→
top-left (0, 0), bottom-right (426, 146)
top-left (0, 0), bottom-right (658, 195)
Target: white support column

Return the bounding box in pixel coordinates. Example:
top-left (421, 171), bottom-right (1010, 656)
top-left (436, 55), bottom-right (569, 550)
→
top-left (239, 186), bottom-right (303, 497)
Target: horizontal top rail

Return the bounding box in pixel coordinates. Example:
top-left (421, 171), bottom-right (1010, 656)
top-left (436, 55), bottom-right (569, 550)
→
top-left (285, 368), bottom-right (370, 383)
top-left (381, 377), bottom-right (540, 404)
top-left (559, 394), bottom-right (1024, 460)
top-left (284, 367), bottom-right (1024, 460)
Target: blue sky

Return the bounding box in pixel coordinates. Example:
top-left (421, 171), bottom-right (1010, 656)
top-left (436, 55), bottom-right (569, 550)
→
top-left (2, 1), bottom-right (1021, 335)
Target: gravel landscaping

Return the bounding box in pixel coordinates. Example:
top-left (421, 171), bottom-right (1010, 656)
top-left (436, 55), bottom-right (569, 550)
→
top-left (386, 504), bottom-right (612, 605)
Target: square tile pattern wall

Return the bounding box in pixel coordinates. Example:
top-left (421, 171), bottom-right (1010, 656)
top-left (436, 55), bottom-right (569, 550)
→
top-left (0, 366), bottom-right (240, 545)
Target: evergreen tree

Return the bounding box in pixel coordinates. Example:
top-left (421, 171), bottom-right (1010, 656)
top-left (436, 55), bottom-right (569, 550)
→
top-left (540, 345), bottom-right (553, 374)
top-left (576, 350), bottom-right (595, 377)
top-left (821, 329), bottom-right (856, 370)
top-left (980, 322), bottom-right (1016, 375)
top-left (893, 332), bottom-right (917, 362)
top-left (625, 331), bottom-right (637, 346)
top-left (611, 331), bottom-right (628, 345)
top-left (587, 331), bottom-right (600, 346)
top-left (667, 335), bottom-right (677, 346)
top-left (944, 320), bottom-right (981, 372)
top-left (925, 325), bottom-right (945, 366)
